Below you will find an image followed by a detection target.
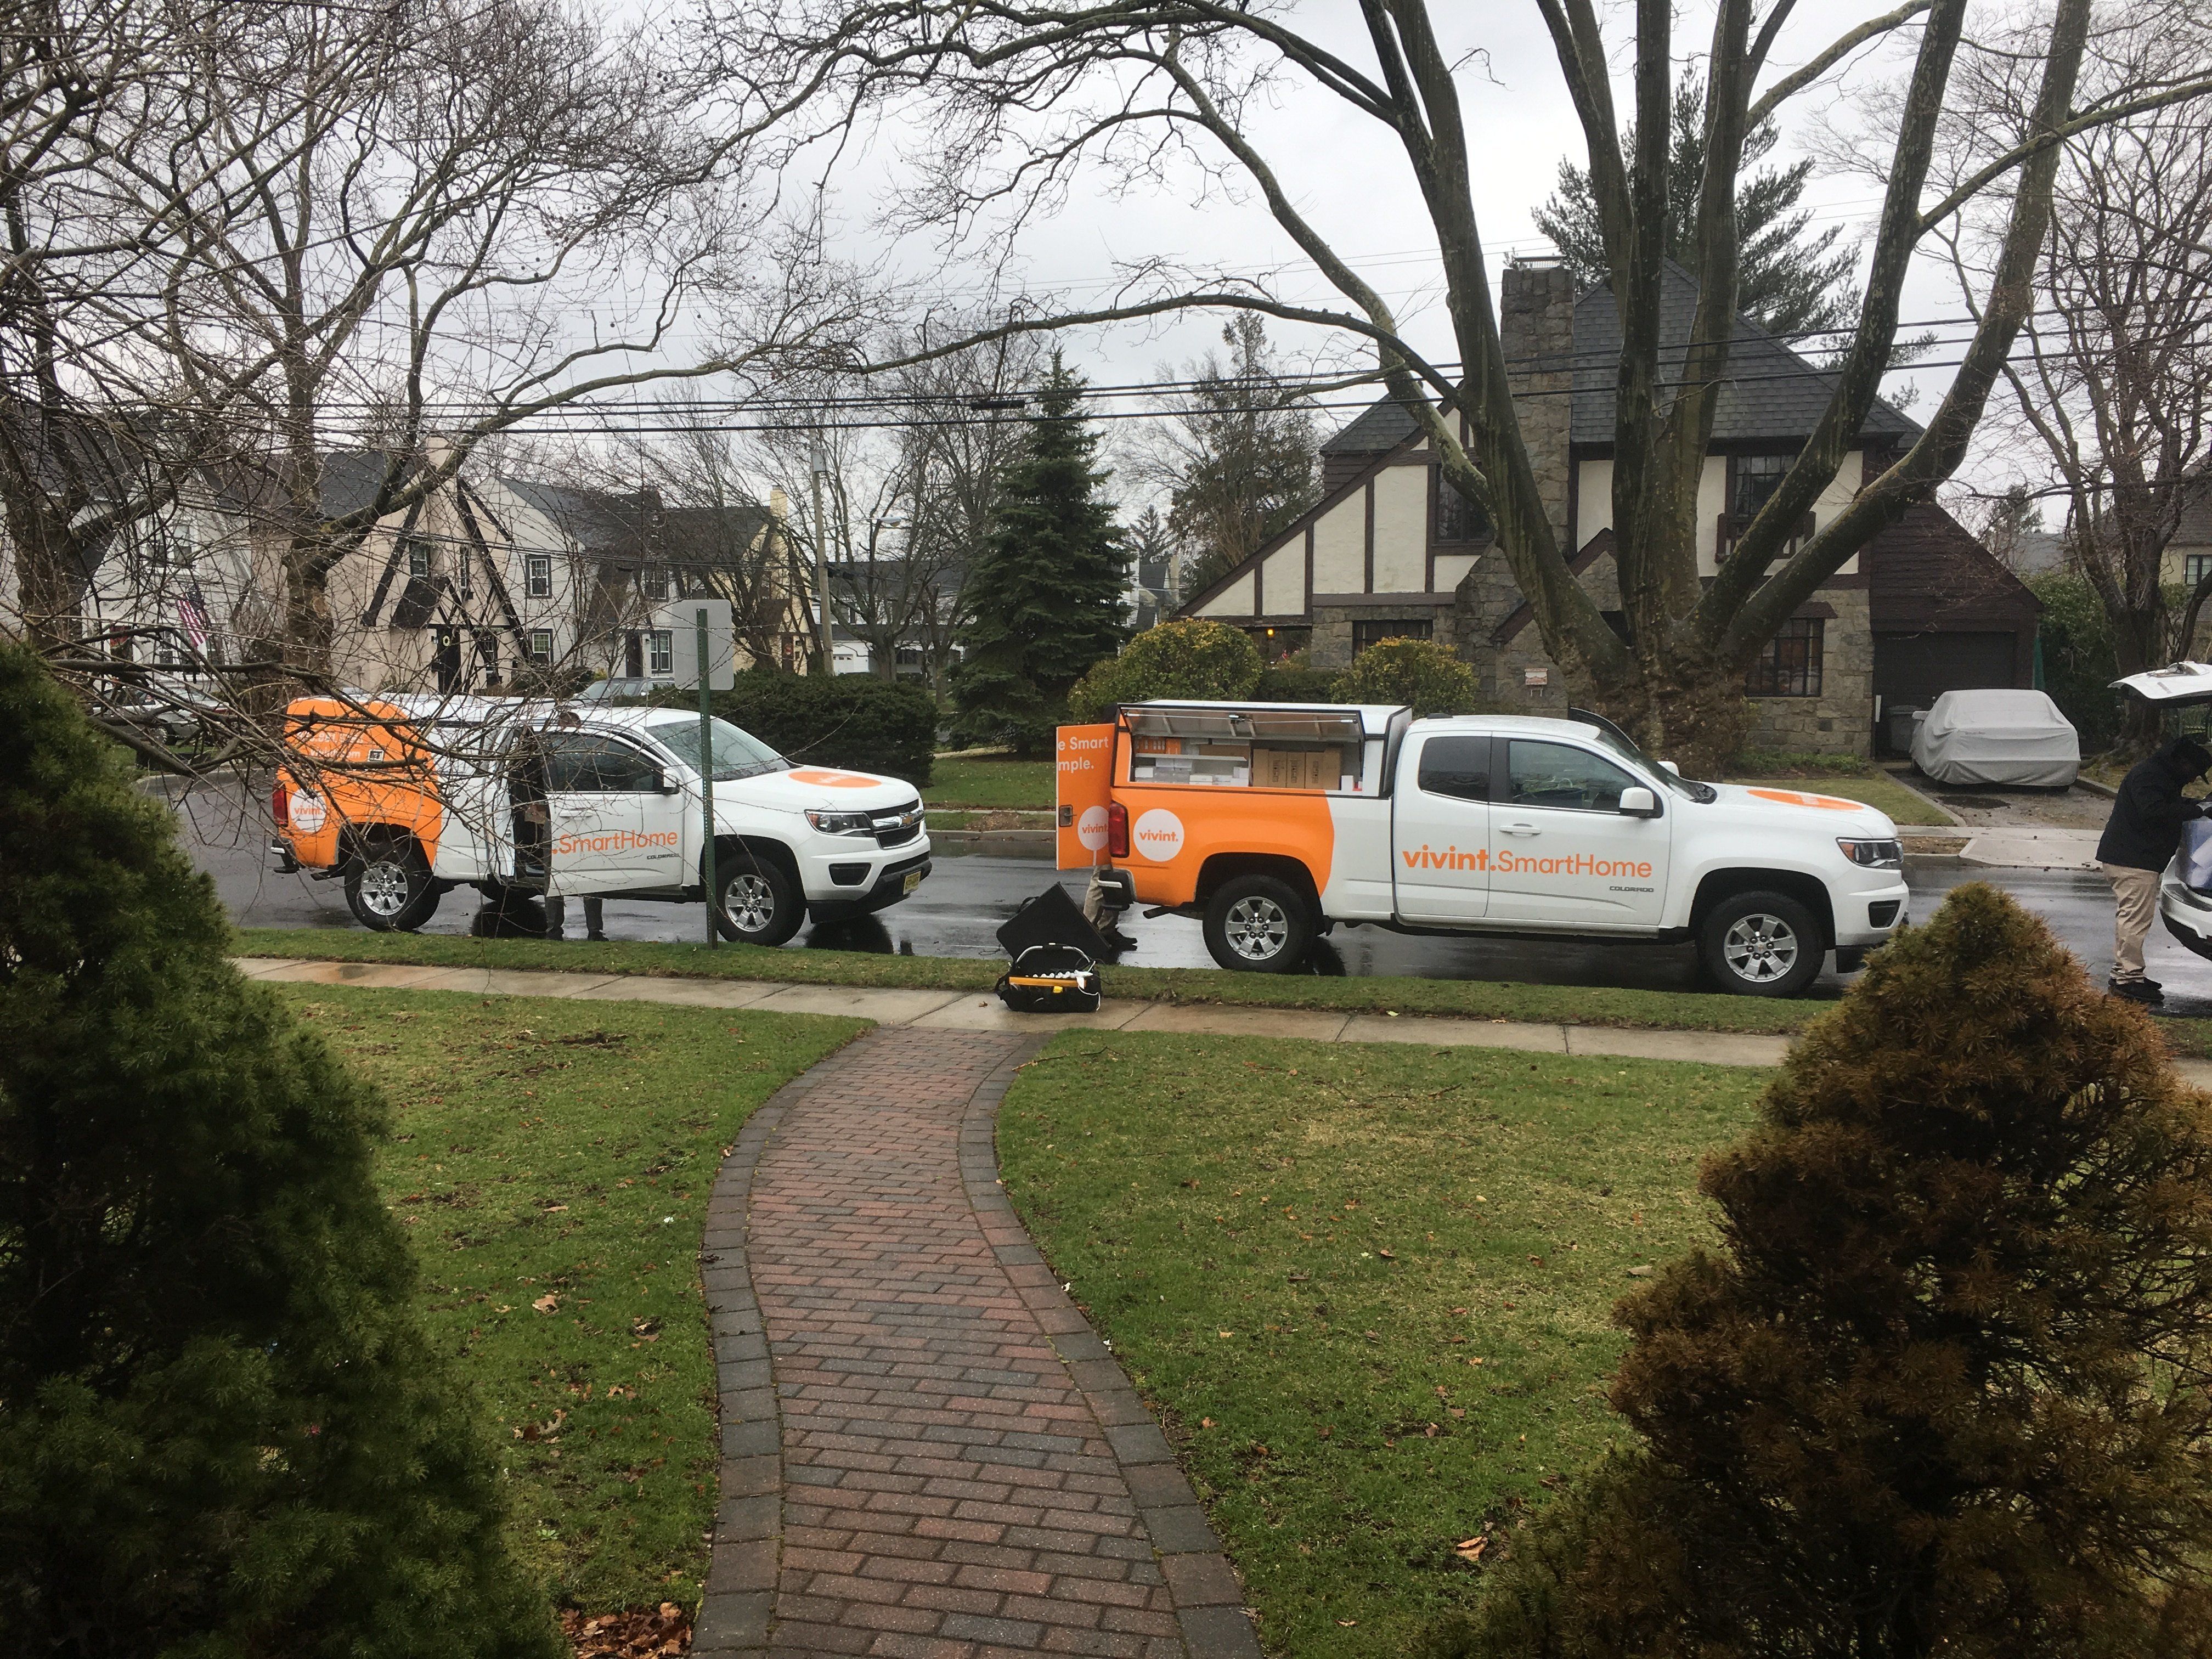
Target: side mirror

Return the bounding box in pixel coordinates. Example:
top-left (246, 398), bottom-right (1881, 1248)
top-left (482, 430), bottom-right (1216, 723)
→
top-left (1660, 760), bottom-right (1681, 776)
top-left (653, 769), bottom-right (681, 795)
top-left (1618, 786), bottom-right (1661, 817)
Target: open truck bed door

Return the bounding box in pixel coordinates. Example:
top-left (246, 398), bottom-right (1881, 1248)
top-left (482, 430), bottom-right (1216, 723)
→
top-left (1056, 723), bottom-right (1116, 869)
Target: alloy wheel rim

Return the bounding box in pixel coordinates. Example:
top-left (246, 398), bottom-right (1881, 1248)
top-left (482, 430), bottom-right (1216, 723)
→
top-left (1723, 912), bottom-right (1798, 983)
top-left (359, 859), bottom-right (412, 917)
top-left (1224, 896), bottom-right (1290, 961)
top-left (723, 872), bottom-right (776, 932)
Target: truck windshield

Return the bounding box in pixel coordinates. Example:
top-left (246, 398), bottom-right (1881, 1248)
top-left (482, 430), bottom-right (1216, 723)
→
top-left (1571, 708), bottom-right (1718, 803)
top-left (651, 716), bottom-right (787, 781)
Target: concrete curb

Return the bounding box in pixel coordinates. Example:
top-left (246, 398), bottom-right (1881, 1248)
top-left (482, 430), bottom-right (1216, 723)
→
top-left (956, 1043), bottom-right (1265, 1659)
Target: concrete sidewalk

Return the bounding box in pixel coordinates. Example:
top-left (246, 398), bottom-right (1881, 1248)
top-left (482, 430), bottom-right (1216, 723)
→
top-left (231, 956), bottom-right (2212, 1086)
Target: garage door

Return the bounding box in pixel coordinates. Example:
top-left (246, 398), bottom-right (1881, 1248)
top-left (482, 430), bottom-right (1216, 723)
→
top-left (1874, 631), bottom-right (2020, 708)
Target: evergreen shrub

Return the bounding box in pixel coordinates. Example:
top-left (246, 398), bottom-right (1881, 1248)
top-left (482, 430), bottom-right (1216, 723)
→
top-left (0, 646), bottom-right (557, 1659)
top-left (655, 669), bottom-right (936, 786)
top-left (1252, 662), bottom-right (1341, 703)
top-left (1067, 618), bottom-right (1262, 721)
top-left (1331, 637), bottom-right (1480, 716)
top-left (1443, 883), bottom-right (2212, 1659)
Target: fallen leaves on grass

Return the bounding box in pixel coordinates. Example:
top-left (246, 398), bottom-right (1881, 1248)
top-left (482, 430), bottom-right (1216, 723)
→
top-left (561, 1601), bottom-right (690, 1657)
top-left (533, 1294), bottom-right (560, 1314)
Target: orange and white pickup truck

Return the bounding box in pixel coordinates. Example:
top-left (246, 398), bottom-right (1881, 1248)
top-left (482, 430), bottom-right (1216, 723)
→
top-left (272, 693), bottom-right (928, 940)
top-left (1056, 700), bottom-right (1909, 996)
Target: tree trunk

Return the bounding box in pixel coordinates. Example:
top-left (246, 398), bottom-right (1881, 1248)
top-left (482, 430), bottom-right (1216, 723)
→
top-left (1583, 645), bottom-right (1757, 781)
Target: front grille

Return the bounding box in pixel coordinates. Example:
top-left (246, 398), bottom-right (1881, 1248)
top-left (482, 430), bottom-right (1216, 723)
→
top-left (828, 862), bottom-right (870, 887)
top-left (873, 798), bottom-right (925, 848)
top-left (1869, 900), bottom-right (1901, 928)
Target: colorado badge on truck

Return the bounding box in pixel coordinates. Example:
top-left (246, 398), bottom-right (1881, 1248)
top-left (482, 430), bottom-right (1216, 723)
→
top-left (272, 693), bottom-right (929, 941)
top-left (1056, 700), bottom-right (1907, 996)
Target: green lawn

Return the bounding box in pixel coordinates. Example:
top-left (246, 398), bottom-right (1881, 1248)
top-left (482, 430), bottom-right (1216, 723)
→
top-left (272, 985), bottom-right (862, 1617)
top-left (924, 755), bottom-right (1056, 809)
top-left (998, 1031), bottom-right (1765, 1657)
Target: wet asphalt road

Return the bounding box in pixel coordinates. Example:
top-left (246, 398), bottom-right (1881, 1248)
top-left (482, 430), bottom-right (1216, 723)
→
top-left (168, 778), bottom-right (2212, 1016)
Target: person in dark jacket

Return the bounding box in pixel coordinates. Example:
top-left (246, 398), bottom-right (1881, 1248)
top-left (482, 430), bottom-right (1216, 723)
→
top-left (2096, 734), bottom-right (2212, 1002)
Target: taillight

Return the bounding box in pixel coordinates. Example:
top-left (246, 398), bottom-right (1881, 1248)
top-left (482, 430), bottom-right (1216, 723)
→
top-left (271, 780), bottom-right (290, 828)
top-left (1107, 801), bottom-right (1128, 859)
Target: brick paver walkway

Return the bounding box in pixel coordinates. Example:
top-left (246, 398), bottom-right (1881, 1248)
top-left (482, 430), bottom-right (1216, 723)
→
top-left (693, 1028), bottom-right (1258, 1659)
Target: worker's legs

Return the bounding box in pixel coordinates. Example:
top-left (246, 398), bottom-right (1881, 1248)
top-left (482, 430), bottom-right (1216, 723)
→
top-left (2103, 861), bottom-right (2162, 988)
top-left (543, 895), bottom-right (606, 941)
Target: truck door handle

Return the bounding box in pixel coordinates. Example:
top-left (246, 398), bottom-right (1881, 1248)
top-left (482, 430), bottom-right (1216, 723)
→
top-left (1501, 822), bottom-right (1541, 836)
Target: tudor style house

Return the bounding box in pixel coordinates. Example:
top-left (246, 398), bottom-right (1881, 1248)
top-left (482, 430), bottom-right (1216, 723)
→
top-left (1180, 258), bottom-right (2041, 757)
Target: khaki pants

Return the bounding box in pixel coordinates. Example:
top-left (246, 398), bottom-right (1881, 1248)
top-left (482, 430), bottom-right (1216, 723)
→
top-left (2103, 862), bottom-right (2162, 983)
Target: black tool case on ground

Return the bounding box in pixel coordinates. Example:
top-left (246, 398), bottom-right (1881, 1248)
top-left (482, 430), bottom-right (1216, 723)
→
top-left (995, 943), bottom-right (1103, 1013)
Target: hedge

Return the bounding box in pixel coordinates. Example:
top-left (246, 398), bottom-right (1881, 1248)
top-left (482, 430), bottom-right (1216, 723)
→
top-left (653, 670), bottom-right (936, 787)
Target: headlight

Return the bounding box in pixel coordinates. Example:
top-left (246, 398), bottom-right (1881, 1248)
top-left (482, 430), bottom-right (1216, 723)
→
top-left (1837, 837), bottom-right (1903, 869)
top-left (806, 809), bottom-right (875, 836)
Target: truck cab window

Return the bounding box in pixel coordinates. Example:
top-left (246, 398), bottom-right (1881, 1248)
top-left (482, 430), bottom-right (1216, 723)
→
top-left (1507, 741), bottom-right (1635, 812)
top-left (1417, 736), bottom-right (1491, 802)
top-left (540, 732), bottom-right (659, 793)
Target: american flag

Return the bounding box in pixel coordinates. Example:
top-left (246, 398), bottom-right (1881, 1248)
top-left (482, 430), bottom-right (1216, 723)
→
top-left (177, 580), bottom-right (211, 654)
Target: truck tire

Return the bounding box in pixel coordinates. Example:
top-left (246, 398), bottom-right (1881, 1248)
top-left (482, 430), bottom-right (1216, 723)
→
top-left (346, 833), bottom-right (441, 932)
top-left (711, 848), bottom-right (804, 947)
top-left (1699, 889), bottom-right (1823, 997)
top-left (1203, 874), bottom-right (1316, 973)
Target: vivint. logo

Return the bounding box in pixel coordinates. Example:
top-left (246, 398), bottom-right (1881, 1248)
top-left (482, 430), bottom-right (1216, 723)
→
top-left (1132, 807), bottom-right (1184, 862)
top-left (289, 791), bottom-right (328, 833)
top-left (1077, 805), bottom-right (1109, 851)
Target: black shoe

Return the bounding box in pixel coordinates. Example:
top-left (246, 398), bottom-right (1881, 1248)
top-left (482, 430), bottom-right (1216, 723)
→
top-left (586, 931), bottom-right (608, 942)
top-left (1101, 927), bottom-right (1138, 952)
top-left (2109, 979), bottom-right (2163, 1005)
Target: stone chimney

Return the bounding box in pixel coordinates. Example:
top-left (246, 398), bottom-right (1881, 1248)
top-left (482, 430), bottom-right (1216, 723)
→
top-left (1497, 258), bottom-right (1576, 549)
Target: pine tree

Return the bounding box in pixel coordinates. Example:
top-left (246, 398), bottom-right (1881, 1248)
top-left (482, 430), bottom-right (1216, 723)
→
top-left (0, 646), bottom-right (558, 1659)
top-left (1452, 883), bottom-right (2212, 1659)
top-left (1533, 70), bottom-right (1858, 342)
top-left (952, 355), bottom-right (1128, 751)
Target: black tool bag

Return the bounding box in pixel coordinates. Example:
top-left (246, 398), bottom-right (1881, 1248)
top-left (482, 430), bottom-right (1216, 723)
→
top-left (996, 881), bottom-right (1113, 960)
top-left (995, 943), bottom-right (1103, 1013)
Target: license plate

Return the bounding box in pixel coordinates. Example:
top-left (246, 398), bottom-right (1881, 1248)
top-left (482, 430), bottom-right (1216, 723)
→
top-left (902, 870), bottom-right (923, 894)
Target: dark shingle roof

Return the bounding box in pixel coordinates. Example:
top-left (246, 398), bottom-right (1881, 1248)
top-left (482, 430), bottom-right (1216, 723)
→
top-left (1865, 504), bottom-right (2040, 633)
top-left (1320, 258), bottom-right (1922, 457)
top-left (1572, 260), bottom-right (1921, 447)
top-left (2176, 476), bottom-right (2212, 547)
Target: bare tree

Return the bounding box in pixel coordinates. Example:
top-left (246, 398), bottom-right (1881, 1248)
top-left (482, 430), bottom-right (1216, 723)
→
top-left (1136, 313), bottom-right (1318, 598)
top-left (719, 0), bottom-right (2212, 770)
top-left (1936, 0), bottom-right (2212, 746)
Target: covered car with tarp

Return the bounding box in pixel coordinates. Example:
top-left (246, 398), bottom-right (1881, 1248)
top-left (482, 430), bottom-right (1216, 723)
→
top-left (1909, 687), bottom-right (2080, 787)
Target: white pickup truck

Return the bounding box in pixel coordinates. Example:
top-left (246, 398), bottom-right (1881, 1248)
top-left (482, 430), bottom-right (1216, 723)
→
top-left (1060, 701), bottom-right (1910, 995)
top-left (273, 695), bottom-right (930, 941)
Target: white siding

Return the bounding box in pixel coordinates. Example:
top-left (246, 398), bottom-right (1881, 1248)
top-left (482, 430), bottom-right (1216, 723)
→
top-left (1817, 452), bottom-right (1864, 575)
top-left (1259, 540), bottom-right (1304, 614)
top-left (1432, 552), bottom-right (1479, 592)
top-left (1576, 456), bottom-right (1613, 548)
top-left (1372, 466), bottom-right (1428, 591)
top-left (1694, 455), bottom-right (1728, 574)
top-left (1310, 493), bottom-right (1365, 592)
top-left (1194, 568), bottom-right (1256, 617)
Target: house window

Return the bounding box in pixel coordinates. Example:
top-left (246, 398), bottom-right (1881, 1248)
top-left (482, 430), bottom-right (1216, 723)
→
top-left (1352, 618), bottom-right (1432, 654)
top-left (1733, 455), bottom-right (1793, 520)
top-left (456, 551), bottom-right (472, 602)
top-left (1747, 617), bottom-right (1825, 697)
top-left (526, 554), bottom-right (552, 597)
top-left (1433, 469), bottom-right (1488, 544)
top-left (405, 538), bottom-right (431, 579)
top-left (648, 629), bottom-right (673, 676)
top-left (2187, 554), bottom-right (2212, 591)
top-left (528, 629), bottom-right (554, 665)
top-left (642, 567), bottom-right (669, 600)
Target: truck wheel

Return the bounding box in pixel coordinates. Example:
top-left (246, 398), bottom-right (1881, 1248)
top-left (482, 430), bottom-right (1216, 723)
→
top-left (1699, 890), bottom-right (1822, 997)
top-left (346, 833), bottom-right (441, 932)
top-left (1203, 874), bottom-right (1315, 973)
top-left (712, 848), bottom-right (803, 947)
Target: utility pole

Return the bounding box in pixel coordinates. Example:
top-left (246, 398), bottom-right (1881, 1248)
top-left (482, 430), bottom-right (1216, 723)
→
top-left (696, 607), bottom-right (717, 947)
top-left (810, 435), bottom-right (833, 675)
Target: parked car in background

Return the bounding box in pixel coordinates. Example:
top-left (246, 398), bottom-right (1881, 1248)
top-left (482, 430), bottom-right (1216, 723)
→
top-left (1910, 689), bottom-right (2080, 788)
top-left (575, 676), bottom-right (661, 704)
